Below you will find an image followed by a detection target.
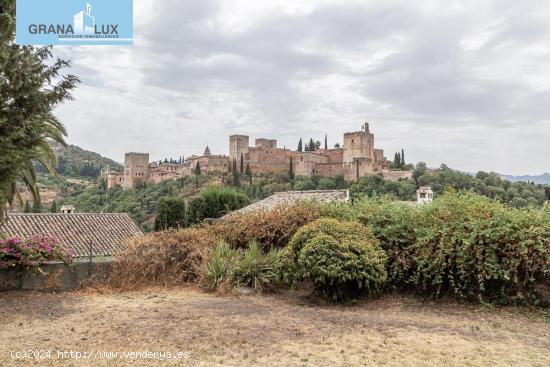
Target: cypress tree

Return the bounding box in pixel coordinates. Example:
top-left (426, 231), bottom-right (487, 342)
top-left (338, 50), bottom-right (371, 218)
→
top-left (24, 200), bottom-right (31, 213)
top-left (232, 158), bottom-right (240, 186)
top-left (194, 161), bottom-right (201, 188)
top-left (309, 138), bottom-right (315, 151)
top-left (32, 200), bottom-right (41, 213)
top-left (245, 163), bottom-right (252, 185)
top-left (297, 138), bottom-right (303, 152)
top-left (289, 157), bottom-right (295, 180)
top-left (240, 153), bottom-right (244, 175)
top-left (50, 200), bottom-right (57, 213)
top-left (324, 134), bottom-right (328, 150)
top-left (401, 149), bottom-right (405, 167)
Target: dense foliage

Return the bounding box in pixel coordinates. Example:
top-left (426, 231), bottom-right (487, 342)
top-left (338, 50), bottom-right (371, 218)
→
top-left (188, 186), bottom-right (250, 224)
top-left (414, 164), bottom-right (549, 207)
top-left (0, 236), bottom-right (74, 272)
top-left (0, 0), bottom-right (79, 220)
top-left (412, 192), bottom-right (550, 304)
top-left (281, 218), bottom-right (388, 301)
top-left (154, 197), bottom-right (186, 231)
top-left (211, 201), bottom-right (323, 249)
top-left (326, 193), bottom-right (550, 305)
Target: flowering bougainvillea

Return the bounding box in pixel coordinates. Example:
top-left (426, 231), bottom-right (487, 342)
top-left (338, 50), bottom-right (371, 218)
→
top-left (0, 236), bottom-right (74, 272)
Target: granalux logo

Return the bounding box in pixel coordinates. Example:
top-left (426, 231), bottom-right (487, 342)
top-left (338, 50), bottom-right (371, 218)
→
top-left (16, 0), bottom-right (133, 45)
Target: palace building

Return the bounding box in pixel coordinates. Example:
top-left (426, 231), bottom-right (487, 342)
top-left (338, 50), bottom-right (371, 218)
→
top-left (106, 122), bottom-right (408, 189)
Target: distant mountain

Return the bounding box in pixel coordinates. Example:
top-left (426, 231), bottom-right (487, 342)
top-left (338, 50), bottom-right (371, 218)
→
top-left (36, 141), bottom-right (123, 178)
top-left (501, 173), bottom-right (550, 185)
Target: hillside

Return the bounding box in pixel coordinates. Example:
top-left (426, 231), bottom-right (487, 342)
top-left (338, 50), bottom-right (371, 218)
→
top-left (35, 141), bottom-right (123, 178)
top-left (503, 173), bottom-right (550, 185)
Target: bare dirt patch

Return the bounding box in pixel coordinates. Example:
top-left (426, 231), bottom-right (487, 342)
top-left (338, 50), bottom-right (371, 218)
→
top-left (0, 288), bottom-right (548, 366)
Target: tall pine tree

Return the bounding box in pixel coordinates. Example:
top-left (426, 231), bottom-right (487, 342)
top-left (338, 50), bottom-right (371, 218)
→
top-left (297, 138), bottom-right (303, 152)
top-left (289, 157), bottom-right (295, 180)
top-left (324, 134), bottom-right (328, 150)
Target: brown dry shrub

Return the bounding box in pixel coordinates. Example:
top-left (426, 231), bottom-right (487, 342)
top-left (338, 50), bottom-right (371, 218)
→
top-left (209, 201), bottom-right (324, 250)
top-left (108, 228), bottom-right (216, 289)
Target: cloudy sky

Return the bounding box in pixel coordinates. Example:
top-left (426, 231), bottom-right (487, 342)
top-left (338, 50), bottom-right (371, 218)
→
top-left (54, 0), bottom-right (550, 175)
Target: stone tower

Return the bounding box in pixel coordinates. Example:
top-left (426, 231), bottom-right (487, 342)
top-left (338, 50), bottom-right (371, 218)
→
top-left (229, 135), bottom-right (249, 161)
top-left (343, 122), bottom-right (376, 180)
top-left (123, 152), bottom-right (149, 188)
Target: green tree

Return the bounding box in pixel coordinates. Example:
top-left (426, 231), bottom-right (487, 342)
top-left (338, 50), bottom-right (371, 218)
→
top-left (187, 196), bottom-right (208, 224)
top-left (240, 153), bottom-right (244, 175)
top-left (297, 138), bottom-right (303, 152)
top-left (23, 200), bottom-right (31, 213)
top-left (50, 200), bottom-right (58, 213)
top-left (194, 161), bottom-right (201, 188)
top-left (32, 200), bottom-right (41, 213)
top-left (324, 134), bottom-right (328, 150)
top-left (245, 163), bottom-right (252, 185)
top-left (0, 1), bottom-right (79, 221)
top-left (154, 197), bottom-right (186, 231)
top-left (232, 158), bottom-right (240, 186)
top-left (401, 149), bottom-right (405, 166)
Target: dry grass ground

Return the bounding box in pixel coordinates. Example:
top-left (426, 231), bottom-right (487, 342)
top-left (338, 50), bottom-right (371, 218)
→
top-left (0, 287), bottom-right (548, 366)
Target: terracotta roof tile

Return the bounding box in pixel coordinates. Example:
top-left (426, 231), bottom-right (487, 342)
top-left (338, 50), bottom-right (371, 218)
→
top-left (229, 190), bottom-right (349, 216)
top-left (0, 213), bottom-right (142, 258)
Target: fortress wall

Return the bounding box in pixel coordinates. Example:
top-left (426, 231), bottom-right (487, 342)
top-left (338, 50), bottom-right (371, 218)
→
top-left (314, 162), bottom-right (344, 177)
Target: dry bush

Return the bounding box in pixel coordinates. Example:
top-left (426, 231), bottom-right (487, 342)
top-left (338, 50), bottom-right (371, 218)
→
top-left (108, 228), bottom-right (216, 289)
top-left (209, 201), bottom-right (323, 250)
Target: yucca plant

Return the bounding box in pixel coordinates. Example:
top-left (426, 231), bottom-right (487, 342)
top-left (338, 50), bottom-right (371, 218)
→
top-left (233, 241), bottom-right (281, 292)
top-left (200, 240), bottom-right (238, 291)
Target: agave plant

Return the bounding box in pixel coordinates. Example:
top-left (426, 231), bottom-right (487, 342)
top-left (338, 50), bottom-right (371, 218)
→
top-left (233, 241), bottom-right (281, 292)
top-left (200, 240), bottom-right (238, 291)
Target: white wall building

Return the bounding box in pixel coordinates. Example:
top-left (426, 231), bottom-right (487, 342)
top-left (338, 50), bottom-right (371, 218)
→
top-left (416, 186), bottom-right (434, 205)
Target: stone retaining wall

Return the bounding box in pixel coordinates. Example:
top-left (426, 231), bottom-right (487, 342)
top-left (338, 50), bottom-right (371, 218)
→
top-left (0, 260), bottom-right (112, 292)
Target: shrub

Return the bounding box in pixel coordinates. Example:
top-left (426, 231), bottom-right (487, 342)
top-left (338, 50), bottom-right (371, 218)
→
top-left (353, 198), bottom-right (418, 289)
top-left (210, 201), bottom-right (323, 249)
top-left (233, 241), bottom-right (281, 292)
top-left (187, 196), bottom-right (208, 225)
top-left (108, 228), bottom-right (215, 288)
top-left (154, 197), bottom-right (186, 230)
top-left (200, 241), bottom-right (238, 291)
top-left (200, 186), bottom-right (250, 218)
top-left (0, 236), bottom-right (74, 272)
top-left (282, 218), bottom-right (387, 301)
top-left (412, 191), bottom-right (550, 305)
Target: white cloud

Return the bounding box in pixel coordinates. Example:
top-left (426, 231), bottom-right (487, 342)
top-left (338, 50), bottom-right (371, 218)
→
top-left (54, 0), bottom-right (550, 174)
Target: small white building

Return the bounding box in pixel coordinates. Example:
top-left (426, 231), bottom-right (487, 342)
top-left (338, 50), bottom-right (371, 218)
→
top-left (416, 186), bottom-right (434, 205)
top-left (60, 205), bottom-right (75, 214)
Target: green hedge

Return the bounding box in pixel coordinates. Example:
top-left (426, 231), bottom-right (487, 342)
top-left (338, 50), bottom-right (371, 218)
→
top-left (281, 218), bottom-right (387, 301)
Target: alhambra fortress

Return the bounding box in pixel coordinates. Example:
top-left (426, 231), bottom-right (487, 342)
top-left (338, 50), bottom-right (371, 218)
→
top-left (106, 122), bottom-right (412, 189)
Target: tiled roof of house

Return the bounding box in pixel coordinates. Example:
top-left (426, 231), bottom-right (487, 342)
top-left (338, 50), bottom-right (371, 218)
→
top-left (0, 213), bottom-right (142, 258)
top-left (228, 190), bottom-right (349, 216)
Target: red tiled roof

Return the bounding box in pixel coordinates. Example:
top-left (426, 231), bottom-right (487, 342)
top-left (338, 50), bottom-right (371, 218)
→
top-left (229, 190), bottom-right (349, 216)
top-left (0, 213), bottom-right (142, 258)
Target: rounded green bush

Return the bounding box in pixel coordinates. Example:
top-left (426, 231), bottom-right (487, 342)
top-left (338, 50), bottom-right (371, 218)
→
top-left (282, 218), bottom-right (387, 301)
